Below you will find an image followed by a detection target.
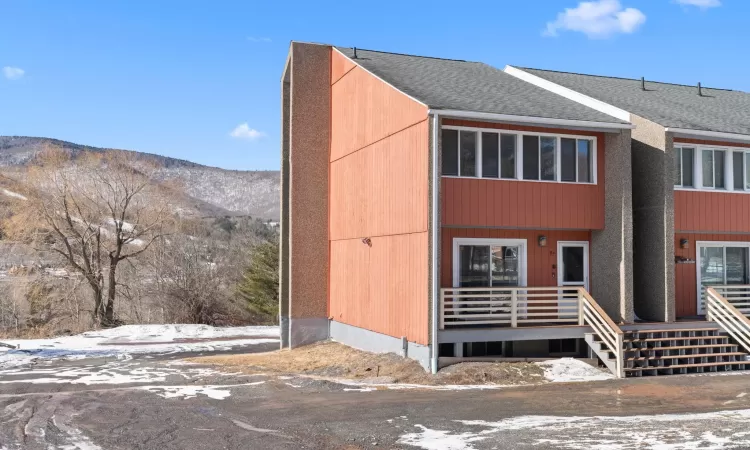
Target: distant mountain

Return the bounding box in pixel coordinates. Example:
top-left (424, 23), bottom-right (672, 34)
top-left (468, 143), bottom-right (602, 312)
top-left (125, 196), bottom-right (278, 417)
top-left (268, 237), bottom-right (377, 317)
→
top-left (0, 136), bottom-right (280, 220)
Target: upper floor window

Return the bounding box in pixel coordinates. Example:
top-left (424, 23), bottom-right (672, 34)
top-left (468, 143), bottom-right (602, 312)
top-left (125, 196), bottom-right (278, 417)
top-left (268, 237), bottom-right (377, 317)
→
top-left (702, 149), bottom-right (725, 189)
top-left (674, 146), bottom-right (694, 187)
top-left (674, 144), bottom-right (750, 193)
top-left (441, 127), bottom-right (595, 184)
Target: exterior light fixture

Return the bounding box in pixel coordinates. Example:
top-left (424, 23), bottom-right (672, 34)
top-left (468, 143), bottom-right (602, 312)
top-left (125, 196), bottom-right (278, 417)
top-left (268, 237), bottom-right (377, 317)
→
top-left (538, 235), bottom-right (547, 247)
top-left (680, 238), bottom-right (689, 249)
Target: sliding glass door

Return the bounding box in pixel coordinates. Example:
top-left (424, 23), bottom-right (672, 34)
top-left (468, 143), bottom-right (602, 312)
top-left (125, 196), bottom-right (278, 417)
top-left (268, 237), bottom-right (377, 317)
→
top-left (453, 239), bottom-right (527, 288)
top-left (697, 242), bottom-right (750, 314)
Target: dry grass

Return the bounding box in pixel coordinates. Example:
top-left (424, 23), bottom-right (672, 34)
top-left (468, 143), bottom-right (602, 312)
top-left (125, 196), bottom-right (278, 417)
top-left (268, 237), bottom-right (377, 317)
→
top-left (188, 341), bottom-right (546, 386)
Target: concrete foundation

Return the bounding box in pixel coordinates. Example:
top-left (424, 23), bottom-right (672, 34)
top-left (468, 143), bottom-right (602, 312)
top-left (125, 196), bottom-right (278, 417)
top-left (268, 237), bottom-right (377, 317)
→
top-left (330, 321), bottom-right (431, 371)
top-left (591, 129), bottom-right (635, 322)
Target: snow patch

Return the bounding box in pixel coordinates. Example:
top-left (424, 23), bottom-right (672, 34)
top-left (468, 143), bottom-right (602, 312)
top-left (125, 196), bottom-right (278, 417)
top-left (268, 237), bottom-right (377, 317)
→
top-left (140, 382), bottom-right (264, 400)
top-left (398, 410), bottom-right (750, 450)
top-left (535, 358), bottom-right (614, 382)
top-left (1, 188), bottom-right (27, 200)
top-left (0, 324), bottom-right (279, 369)
top-left (0, 361), bottom-right (228, 385)
top-left (399, 424), bottom-right (485, 450)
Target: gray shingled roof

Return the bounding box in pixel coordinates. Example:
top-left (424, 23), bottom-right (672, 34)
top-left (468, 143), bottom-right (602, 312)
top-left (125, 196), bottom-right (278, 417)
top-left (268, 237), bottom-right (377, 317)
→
top-left (519, 68), bottom-right (750, 136)
top-left (334, 47), bottom-right (628, 125)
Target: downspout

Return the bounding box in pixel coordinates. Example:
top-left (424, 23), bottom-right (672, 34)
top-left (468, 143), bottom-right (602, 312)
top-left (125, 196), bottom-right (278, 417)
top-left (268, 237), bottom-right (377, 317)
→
top-left (430, 112), bottom-right (439, 374)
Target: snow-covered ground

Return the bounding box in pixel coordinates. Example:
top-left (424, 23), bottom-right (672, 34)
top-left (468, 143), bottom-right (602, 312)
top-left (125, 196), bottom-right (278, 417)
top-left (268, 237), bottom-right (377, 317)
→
top-left (535, 358), bottom-right (614, 383)
top-left (0, 324), bottom-right (279, 369)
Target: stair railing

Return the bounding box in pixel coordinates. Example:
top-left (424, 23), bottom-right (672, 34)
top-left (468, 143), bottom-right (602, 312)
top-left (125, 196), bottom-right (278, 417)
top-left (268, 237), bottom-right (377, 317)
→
top-left (706, 287), bottom-right (750, 353)
top-left (578, 288), bottom-right (625, 378)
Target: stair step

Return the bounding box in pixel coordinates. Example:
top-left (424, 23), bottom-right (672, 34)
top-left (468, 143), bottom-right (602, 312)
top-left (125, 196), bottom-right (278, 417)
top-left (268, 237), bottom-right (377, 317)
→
top-left (625, 361), bottom-right (750, 372)
top-left (623, 344), bottom-right (738, 352)
top-left (624, 336), bottom-right (730, 343)
top-left (625, 352), bottom-right (747, 361)
top-left (625, 328), bottom-right (720, 334)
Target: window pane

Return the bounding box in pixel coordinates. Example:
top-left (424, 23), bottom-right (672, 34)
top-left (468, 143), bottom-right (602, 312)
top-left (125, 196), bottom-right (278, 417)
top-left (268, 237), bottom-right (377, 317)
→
top-left (491, 246), bottom-right (519, 287)
top-left (500, 134), bottom-right (516, 179)
top-left (442, 129), bottom-right (458, 176)
top-left (459, 245), bottom-right (490, 287)
top-left (746, 154), bottom-right (750, 190)
top-left (734, 152), bottom-right (744, 190)
top-left (700, 246), bottom-right (725, 286)
top-left (561, 138), bottom-right (576, 182)
top-left (578, 139), bottom-right (593, 183)
top-left (726, 247), bottom-right (749, 284)
top-left (523, 136), bottom-right (539, 180)
top-left (702, 150), bottom-right (714, 187)
top-left (682, 147), bottom-right (694, 187)
top-left (540, 137), bottom-right (556, 181)
top-left (562, 246), bottom-right (585, 283)
top-left (674, 147), bottom-right (682, 186)
top-left (481, 132), bottom-right (499, 178)
top-left (459, 131), bottom-right (477, 177)
top-left (715, 150), bottom-right (725, 188)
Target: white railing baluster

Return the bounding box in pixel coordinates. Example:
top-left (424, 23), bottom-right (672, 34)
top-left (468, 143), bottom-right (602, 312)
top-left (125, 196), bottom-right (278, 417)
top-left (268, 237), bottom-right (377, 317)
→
top-left (705, 287), bottom-right (750, 354)
top-left (439, 286), bottom-right (582, 328)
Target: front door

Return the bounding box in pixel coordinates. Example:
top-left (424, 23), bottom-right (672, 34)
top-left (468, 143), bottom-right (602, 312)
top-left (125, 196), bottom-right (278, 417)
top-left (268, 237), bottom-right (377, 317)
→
top-left (697, 242), bottom-right (750, 314)
top-left (558, 241), bottom-right (589, 290)
top-left (557, 242), bottom-right (589, 319)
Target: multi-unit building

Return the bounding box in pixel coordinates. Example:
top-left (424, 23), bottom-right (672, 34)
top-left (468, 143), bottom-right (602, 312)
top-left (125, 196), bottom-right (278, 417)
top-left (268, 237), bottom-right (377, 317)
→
top-left (280, 41), bottom-right (750, 378)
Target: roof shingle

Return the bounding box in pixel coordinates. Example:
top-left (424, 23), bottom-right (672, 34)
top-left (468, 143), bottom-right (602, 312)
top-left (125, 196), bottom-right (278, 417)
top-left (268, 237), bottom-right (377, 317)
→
top-left (334, 47), bottom-right (628, 125)
top-left (518, 68), bottom-right (750, 136)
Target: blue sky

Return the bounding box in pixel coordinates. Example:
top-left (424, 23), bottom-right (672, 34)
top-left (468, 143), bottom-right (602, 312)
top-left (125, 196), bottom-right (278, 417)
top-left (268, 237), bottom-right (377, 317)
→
top-left (0, 0), bottom-right (745, 170)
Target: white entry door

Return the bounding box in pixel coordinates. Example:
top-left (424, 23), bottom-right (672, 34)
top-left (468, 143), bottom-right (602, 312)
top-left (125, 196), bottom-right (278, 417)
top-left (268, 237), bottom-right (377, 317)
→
top-left (557, 241), bottom-right (589, 319)
top-left (557, 241), bottom-right (589, 290)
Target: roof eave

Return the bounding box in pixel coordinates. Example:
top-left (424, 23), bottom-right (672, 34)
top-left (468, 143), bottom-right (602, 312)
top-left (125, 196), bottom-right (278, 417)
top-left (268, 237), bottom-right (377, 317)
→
top-left (666, 127), bottom-right (750, 144)
top-left (429, 108), bottom-right (635, 131)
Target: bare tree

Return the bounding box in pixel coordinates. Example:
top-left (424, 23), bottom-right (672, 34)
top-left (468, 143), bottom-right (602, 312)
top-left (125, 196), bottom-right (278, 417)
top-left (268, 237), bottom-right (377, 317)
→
top-left (10, 147), bottom-right (171, 326)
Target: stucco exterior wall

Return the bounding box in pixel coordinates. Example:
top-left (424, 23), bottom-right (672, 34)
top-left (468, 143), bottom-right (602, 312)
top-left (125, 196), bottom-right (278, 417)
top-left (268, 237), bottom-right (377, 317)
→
top-left (285, 42), bottom-right (331, 346)
top-left (279, 61), bottom-right (291, 348)
top-left (630, 114), bottom-right (675, 322)
top-left (591, 129), bottom-right (634, 322)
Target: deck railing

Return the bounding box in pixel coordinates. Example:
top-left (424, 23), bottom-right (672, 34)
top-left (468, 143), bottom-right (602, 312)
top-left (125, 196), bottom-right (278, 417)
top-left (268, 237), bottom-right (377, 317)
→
top-left (705, 287), bottom-right (750, 353)
top-left (439, 286), bottom-right (580, 329)
top-left (703, 285), bottom-right (750, 315)
top-left (439, 286), bottom-right (624, 377)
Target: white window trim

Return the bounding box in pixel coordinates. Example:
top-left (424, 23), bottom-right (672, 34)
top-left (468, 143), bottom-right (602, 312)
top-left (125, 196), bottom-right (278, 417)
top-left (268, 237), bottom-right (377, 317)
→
top-left (451, 238), bottom-right (528, 288)
top-left (675, 143), bottom-right (750, 194)
top-left (442, 125), bottom-right (598, 185)
top-left (696, 241), bottom-right (750, 314)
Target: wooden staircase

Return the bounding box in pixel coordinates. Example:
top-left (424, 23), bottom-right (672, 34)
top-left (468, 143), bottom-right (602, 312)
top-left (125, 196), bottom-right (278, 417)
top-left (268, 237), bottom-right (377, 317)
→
top-left (587, 327), bottom-right (750, 377)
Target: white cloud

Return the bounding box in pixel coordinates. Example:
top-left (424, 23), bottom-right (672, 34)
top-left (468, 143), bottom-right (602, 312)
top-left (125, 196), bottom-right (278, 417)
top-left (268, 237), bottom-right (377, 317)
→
top-left (247, 37), bottom-right (271, 43)
top-left (675, 0), bottom-right (721, 9)
top-left (544, 0), bottom-right (646, 39)
top-left (2, 66), bottom-right (25, 80)
top-left (229, 123), bottom-right (265, 141)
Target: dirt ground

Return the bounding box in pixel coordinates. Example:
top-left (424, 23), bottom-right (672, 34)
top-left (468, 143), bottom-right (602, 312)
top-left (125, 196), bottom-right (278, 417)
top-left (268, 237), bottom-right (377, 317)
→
top-left (188, 341), bottom-right (546, 385)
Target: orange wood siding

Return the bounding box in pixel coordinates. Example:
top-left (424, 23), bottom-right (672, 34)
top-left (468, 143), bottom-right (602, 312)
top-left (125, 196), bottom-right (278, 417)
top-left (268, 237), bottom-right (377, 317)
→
top-left (441, 121), bottom-right (605, 230)
top-left (330, 234), bottom-right (428, 345)
top-left (330, 49), bottom-right (357, 85)
top-left (330, 121), bottom-right (428, 240)
top-left (675, 190), bottom-right (750, 233)
top-left (674, 232), bottom-right (750, 317)
top-left (440, 228), bottom-right (591, 288)
top-left (330, 64), bottom-right (427, 162)
top-left (328, 53), bottom-right (430, 344)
